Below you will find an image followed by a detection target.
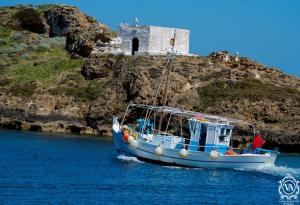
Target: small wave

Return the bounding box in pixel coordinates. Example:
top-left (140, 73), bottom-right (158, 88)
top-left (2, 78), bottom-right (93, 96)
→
top-left (235, 165), bottom-right (300, 178)
top-left (163, 166), bottom-right (184, 169)
top-left (117, 154), bottom-right (144, 163)
top-left (163, 166), bottom-right (204, 170)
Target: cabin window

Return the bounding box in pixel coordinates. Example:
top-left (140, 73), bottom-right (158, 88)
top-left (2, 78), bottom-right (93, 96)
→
top-left (226, 129), bottom-right (231, 135)
top-left (219, 135), bottom-right (225, 142)
top-left (221, 128), bottom-right (225, 135)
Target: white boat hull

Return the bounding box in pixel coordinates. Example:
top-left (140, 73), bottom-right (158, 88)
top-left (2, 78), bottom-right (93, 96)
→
top-left (113, 131), bottom-right (277, 169)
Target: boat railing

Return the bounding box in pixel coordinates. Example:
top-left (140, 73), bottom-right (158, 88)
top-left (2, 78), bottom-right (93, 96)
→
top-left (124, 126), bottom-right (279, 155)
top-left (175, 136), bottom-right (279, 154)
top-left (152, 129), bottom-right (177, 137)
top-left (176, 142), bottom-right (279, 155)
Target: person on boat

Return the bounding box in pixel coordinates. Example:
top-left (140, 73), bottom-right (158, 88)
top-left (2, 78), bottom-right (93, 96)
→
top-left (237, 137), bottom-right (247, 154)
top-left (252, 131), bottom-right (266, 154)
top-left (244, 136), bottom-right (253, 153)
top-left (137, 117), bottom-right (153, 135)
top-left (136, 118), bottom-right (145, 133)
top-left (145, 118), bottom-right (154, 135)
top-left (224, 147), bottom-right (238, 155)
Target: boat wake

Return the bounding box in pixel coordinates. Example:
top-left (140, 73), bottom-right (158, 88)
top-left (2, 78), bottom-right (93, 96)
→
top-left (117, 154), bottom-right (144, 163)
top-left (235, 165), bottom-right (300, 178)
top-left (116, 155), bottom-right (299, 177)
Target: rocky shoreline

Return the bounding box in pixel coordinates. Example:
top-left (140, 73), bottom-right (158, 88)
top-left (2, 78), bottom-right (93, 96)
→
top-left (0, 5), bottom-right (299, 152)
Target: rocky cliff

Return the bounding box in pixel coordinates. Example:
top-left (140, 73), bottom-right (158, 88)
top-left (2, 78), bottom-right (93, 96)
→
top-left (0, 5), bottom-right (299, 152)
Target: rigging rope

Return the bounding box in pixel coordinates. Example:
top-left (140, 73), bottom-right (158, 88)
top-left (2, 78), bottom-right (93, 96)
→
top-left (152, 57), bottom-right (172, 106)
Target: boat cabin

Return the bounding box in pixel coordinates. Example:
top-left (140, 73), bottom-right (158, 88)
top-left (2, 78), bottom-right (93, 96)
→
top-left (188, 118), bottom-right (233, 154)
top-left (133, 116), bottom-right (233, 154)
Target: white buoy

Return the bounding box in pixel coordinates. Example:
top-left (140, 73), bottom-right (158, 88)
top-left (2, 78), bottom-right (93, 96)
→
top-left (210, 150), bottom-right (219, 159)
top-left (155, 146), bottom-right (163, 156)
top-left (127, 135), bottom-right (134, 143)
top-left (129, 139), bottom-right (138, 149)
top-left (179, 148), bottom-right (188, 158)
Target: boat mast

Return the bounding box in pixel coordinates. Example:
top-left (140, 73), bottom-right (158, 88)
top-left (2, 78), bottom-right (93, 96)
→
top-left (158, 30), bottom-right (176, 133)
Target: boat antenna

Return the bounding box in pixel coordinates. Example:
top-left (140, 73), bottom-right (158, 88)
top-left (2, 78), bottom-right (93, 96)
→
top-left (157, 29), bottom-right (177, 133)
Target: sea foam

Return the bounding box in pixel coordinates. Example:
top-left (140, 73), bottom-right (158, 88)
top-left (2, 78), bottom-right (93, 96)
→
top-left (235, 165), bottom-right (300, 178)
top-left (117, 154), bottom-right (144, 163)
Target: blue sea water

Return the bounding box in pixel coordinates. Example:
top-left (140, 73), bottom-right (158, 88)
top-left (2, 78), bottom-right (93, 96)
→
top-left (0, 130), bottom-right (299, 205)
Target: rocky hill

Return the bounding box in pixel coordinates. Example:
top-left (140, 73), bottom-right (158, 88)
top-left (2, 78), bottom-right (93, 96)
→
top-left (0, 5), bottom-right (299, 152)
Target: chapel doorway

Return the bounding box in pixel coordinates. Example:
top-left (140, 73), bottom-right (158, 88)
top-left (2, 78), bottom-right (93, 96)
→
top-left (132, 37), bottom-right (139, 55)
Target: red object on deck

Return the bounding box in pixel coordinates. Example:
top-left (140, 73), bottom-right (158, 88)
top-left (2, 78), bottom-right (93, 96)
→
top-left (252, 134), bottom-right (265, 149)
top-left (225, 149), bottom-right (236, 156)
top-left (123, 132), bottom-right (129, 142)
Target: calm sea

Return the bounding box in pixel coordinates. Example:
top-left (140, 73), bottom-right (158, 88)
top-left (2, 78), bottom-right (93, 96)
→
top-left (0, 130), bottom-right (299, 205)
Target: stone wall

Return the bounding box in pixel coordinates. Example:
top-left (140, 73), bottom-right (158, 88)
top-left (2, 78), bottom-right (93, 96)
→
top-left (148, 26), bottom-right (189, 55)
top-left (94, 37), bottom-right (123, 55)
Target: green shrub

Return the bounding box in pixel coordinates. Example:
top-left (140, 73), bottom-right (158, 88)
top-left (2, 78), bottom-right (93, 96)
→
top-left (197, 78), bottom-right (300, 107)
top-left (66, 87), bottom-right (92, 100)
top-left (10, 31), bottom-right (24, 42)
top-left (31, 42), bottom-right (51, 52)
top-left (36, 4), bottom-right (61, 11)
top-left (50, 84), bottom-right (101, 101)
top-left (0, 43), bottom-right (28, 57)
top-left (0, 78), bottom-right (11, 86)
top-left (0, 39), bottom-right (7, 46)
top-left (47, 37), bottom-right (66, 48)
top-left (14, 8), bottom-right (45, 34)
top-left (1, 47), bottom-right (83, 88)
top-left (9, 81), bottom-right (37, 97)
top-left (0, 26), bottom-right (12, 39)
top-left (19, 53), bottom-right (30, 60)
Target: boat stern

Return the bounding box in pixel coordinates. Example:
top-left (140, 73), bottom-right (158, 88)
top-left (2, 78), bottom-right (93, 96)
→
top-left (257, 148), bottom-right (279, 166)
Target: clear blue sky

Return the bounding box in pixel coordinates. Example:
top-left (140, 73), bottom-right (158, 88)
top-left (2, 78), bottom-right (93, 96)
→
top-left (1, 0), bottom-right (299, 77)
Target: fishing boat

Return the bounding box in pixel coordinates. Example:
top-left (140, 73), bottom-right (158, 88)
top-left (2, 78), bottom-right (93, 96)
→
top-left (113, 104), bottom-right (278, 169)
top-left (112, 32), bottom-right (279, 169)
